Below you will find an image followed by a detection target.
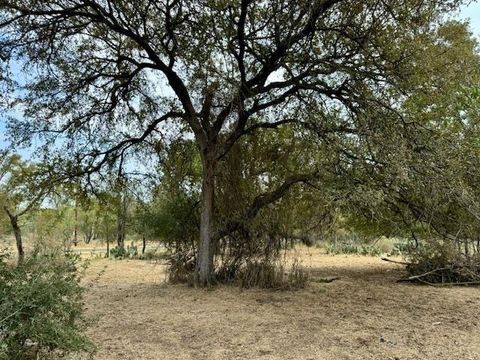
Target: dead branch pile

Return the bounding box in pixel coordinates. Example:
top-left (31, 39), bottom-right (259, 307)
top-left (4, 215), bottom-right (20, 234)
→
top-left (167, 250), bottom-right (196, 283)
top-left (404, 259), bottom-right (480, 285)
top-left (382, 255), bottom-right (480, 286)
top-left (382, 240), bottom-right (480, 286)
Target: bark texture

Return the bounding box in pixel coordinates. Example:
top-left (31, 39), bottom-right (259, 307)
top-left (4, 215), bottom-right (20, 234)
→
top-left (196, 156), bottom-right (216, 286)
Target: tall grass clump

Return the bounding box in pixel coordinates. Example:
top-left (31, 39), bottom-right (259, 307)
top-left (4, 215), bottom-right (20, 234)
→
top-left (234, 258), bottom-right (308, 290)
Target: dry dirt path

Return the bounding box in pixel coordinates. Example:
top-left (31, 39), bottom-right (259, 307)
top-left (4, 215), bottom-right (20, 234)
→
top-left (70, 250), bottom-right (480, 360)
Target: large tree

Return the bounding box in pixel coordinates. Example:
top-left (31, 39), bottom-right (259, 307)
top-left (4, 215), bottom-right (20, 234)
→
top-left (0, 0), bottom-right (465, 284)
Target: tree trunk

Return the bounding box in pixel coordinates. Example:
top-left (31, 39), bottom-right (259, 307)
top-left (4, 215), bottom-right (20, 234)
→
top-left (142, 235), bottom-right (146, 255)
top-left (12, 216), bottom-right (24, 265)
top-left (116, 191), bottom-right (127, 249)
top-left (195, 156), bottom-right (216, 286)
top-left (106, 226), bottom-right (110, 258)
top-left (73, 199), bottom-right (78, 246)
top-left (4, 207), bottom-right (24, 265)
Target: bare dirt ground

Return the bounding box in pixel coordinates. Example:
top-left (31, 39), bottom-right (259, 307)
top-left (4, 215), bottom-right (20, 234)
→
top-left (69, 248), bottom-right (480, 360)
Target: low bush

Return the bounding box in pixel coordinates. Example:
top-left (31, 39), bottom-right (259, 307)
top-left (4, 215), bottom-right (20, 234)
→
top-left (325, 243), bottom-right (382, 256)
top-left (359, 245), bottom-right (382, 256)
top-left (237, 259), bottom-right (308, 290)
top-left (0, 251), bottom-right (93, 359)
top-left (110, 242), bottom-right (138, 259)
top-left (166, 250), bottom-right (309, 290)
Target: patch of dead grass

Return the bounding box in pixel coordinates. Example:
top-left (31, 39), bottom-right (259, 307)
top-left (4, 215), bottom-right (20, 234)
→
top-left (69, 248), bottom-right (480, 360)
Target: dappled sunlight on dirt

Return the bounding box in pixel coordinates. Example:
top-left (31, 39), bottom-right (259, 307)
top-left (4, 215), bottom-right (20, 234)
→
top-left (70, 250), bottom-right (480, 360)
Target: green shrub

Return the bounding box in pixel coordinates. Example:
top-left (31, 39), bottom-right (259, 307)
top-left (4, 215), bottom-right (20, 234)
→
top-left (326, 243), bottom-right (382, 256)
top-left (110, 242), bottom-right (138, 259)
top-left (126, 243), bottom-right (138, 258)
top-left (0, 251), bottom-right (93, 359)
top-left (326, 243), bottom-right (357, 255)
top-left (359, 245), bottom-right (382, 256)
top-left (109, 245), bottom-right (127, 259)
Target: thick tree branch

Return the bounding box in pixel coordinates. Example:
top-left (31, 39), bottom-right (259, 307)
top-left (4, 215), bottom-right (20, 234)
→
top-left (3, 1), bottom-right (206, 144)
top-left (215, 172), bottom-right (320, 240)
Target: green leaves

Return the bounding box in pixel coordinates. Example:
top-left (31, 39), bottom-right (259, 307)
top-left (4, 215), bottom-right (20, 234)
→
top-left (0, 251), bottom-right (93, 359)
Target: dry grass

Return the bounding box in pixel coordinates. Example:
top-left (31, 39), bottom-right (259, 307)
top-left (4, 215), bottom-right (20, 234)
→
top-left (68, 248), bottom-right (480, 360)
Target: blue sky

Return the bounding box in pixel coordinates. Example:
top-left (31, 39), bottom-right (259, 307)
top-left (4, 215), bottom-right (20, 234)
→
top-left (1, 3), bottom-right (480, 153)
top-left (460, 2), bottom-right (480, 34)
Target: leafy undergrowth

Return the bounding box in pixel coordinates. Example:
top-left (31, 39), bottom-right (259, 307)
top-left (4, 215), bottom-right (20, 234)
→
top-left (0, 250), bottom-right (94, 360)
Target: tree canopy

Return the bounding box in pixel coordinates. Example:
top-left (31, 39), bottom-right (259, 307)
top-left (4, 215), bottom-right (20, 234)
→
top-left (0, 0), bottom-right (477, 284)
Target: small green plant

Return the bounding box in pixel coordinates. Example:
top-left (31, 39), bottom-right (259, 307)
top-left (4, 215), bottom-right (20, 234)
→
top-left (109, 245), bottom-right (127, 259)
top-left (126, 242), bottom-right (138, 258)
top-left (110, 242), bottom-right (138, 259)
top-left (0, 250), bottom-right (94, 359)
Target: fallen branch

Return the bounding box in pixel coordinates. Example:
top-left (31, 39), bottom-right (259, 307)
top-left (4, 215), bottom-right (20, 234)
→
top-left (310, 276), bottom-right (340, 283)
top-left (405, 267), bottom-right (450, 281)
top-left (399, 264), bottom-right (480, 286)
top-left (381, 257), bottom-right (410, 265)
top-left (399, 278), bottom-right (480, 287)
top-left (431, 281), bottom-right (480, 286)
